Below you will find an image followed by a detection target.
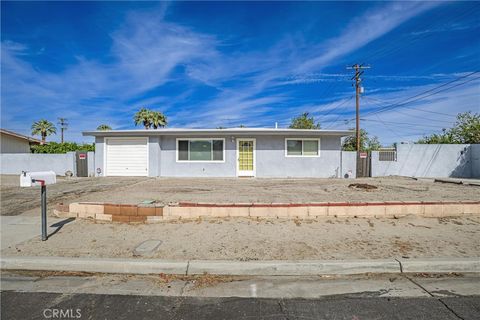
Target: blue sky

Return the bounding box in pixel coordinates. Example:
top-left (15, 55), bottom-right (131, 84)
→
top-left (1, 1), bottom-right (479, 145)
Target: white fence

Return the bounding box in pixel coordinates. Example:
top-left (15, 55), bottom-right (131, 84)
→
top-left (1, 152), bottom-right (77, 176)
top-left (371, 144), bottom-right (480, 178)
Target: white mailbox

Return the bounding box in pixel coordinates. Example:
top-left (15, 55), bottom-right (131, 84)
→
top-left (20, 171), bottom-right (57, 187)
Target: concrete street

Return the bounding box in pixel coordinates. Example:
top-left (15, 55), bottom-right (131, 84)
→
top-left (1, 271), bottom-right (479, 319)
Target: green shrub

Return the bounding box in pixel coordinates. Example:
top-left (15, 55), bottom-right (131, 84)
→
top-left (31, 142), bottom-right (95, 154)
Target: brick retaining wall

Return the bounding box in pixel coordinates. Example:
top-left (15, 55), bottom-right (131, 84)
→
top-left (54, 201), bottom-right (480, 223)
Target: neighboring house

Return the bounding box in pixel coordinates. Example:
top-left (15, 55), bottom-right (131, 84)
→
top-left (83, 128), bottom-right (353, 178)
top-left (0, 129), bottom-right (41, 153)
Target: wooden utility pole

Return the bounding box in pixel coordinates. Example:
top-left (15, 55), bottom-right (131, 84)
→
top-left (58, 118), bottom-right (68, 143)
top-left (346, 64), bottom-right (369, 151)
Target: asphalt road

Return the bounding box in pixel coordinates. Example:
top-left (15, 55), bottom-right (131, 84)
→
top-left (2, 291), bottom-right (479, 320)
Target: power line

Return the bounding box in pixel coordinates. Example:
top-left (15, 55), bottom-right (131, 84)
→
top-left (361, 118), bottom-right (449, 129)
top-left (370, 75), bottom-right (480, 116)
top-left (344, 116), bottom-right (447, 131)
top-left (355, 4), bottom-right (480, 65)
top-left (362, 71), bottom-right (480, 116)
top-left (389, 109), bottom-right (457, 124)
top-left (362, 96), bottom-right (457, 117)
top-left (371, 114), bottom-right (407, 141)
top-left (319, 95), bottom-right (354, 120)
top-left (361, 96), bottom-right (458, 124)
top-left (323, 98), bottom-right (355, 129)
top-left (368, 72), bottom-right (480, 115)
top-left (362, 96), bottom-right (458, 126)
top-left (303, 72), bottom-right (352, 117)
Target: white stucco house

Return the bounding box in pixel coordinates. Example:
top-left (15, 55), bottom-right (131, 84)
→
top-left (0, 129), bottom-right (41, 153)
top-left (83, 128), bottom-right (354, 178)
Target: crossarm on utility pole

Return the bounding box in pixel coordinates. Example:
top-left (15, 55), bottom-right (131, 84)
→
top-left (346, 64), bottom-right (370, 151)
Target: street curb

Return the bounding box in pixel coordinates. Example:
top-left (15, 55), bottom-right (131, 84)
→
top-left (1, 256), bottom-right (479, 276)
top-left (0, 256), bottom-right (188, 275)
top-left (187, 259), bottom-right (399, 275)
top-left (397, 258), bottom-right (480, 273)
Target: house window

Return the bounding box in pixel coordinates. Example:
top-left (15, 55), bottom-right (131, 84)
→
top-left (285, 139), bottom-right (320, 157)
top-left (177, 139), bottom-right (224, 162)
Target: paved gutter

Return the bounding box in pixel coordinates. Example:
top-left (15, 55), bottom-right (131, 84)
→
top-left (1, 256), bottom-right (479, 276)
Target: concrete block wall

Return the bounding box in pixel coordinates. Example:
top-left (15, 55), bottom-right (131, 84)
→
top-left (0, 152), bottom-right (76, 176)
top-left (372, 144), bottom-right (479, 178)
top-left (62, 201), bottom-right (480, 223)
top-left (87, 151), bottom-right (95, 176)
top-left (471, 144), bottom-right (480, 178)
top-left (341, 151), bottom-right (357, 178)
top-left (57, 202), bottom-right (164, 223)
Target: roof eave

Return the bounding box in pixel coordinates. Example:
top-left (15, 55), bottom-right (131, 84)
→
top-left (83, 129), bottom-right (354, 137)
top-left (0, 129), bottom-right (42, 143)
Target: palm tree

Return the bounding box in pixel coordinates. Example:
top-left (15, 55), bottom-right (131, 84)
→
top-left (97, 124), bottom-right (112, 131)
top-left (134, 107), bottom-right (152, 129)
top-left (134, 108), bottom-right (167, 129)
top-left (151, 111), bottom-right (167, 129)
top-left (31, 119), bottom-right (56, 144)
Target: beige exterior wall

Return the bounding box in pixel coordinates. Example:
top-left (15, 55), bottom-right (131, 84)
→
top-left (0, 133), bottom-right (32, 153)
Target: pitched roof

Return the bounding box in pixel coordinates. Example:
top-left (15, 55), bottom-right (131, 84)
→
top-left (0, 128), bottom-right (42, 144)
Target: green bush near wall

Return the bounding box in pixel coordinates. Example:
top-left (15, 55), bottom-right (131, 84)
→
top-left (31, 142), bottom-right (95, 154)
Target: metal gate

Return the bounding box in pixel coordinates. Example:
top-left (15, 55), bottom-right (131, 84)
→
top-left (356, 151), bottom-right (371, 178)
top-left (76, 151), bottom-right (88, 177)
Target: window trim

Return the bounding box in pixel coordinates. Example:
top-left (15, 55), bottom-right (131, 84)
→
top-left (176, 138), bottom-right (226, 163)
top-left (285, 138), bottom-right (321, 157)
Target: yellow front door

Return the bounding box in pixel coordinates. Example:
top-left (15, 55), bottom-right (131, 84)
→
top-left (237, 139), bottom-right (255, 176)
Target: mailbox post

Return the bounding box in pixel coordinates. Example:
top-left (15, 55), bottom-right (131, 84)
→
top-left (20, 171), bottom-right (56, 241)
top-left (32, 179), bottom-right (47, 240)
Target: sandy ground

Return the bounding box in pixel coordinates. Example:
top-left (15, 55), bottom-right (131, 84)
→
top-left (0, 175), bottom-right (149, 216)
top-left (75, 177), bottom-right (480, 205)
top-left (3, 215), bottom-right (479, 260)
top-left (2, 175), bottom-right (479, 216)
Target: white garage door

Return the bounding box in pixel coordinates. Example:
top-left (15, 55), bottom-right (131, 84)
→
top-left (105, 138), bottom-right (148, 176)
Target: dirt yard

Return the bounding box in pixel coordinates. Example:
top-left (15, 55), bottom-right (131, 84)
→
top-left (0, 175), bottom-right (149, 215)
top-left (2, 175), bottom-right (479, 216)
top-left (2, 215), bottom-right (479, 260)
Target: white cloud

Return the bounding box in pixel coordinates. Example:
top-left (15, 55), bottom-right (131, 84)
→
top-left (297, 1), bottom-right (441, 72)
top-left (1, 6), bottom-right (219, 142)
top-left (1, 1), bottom-right (462, 144)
